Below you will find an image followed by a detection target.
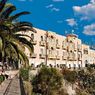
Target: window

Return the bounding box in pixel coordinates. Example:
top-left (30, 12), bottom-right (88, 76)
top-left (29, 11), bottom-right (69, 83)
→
top-left (84, 49), bottom-right (88, 54)
top-left (78, 64), bottom-right (80, 69)
top-left (74, 64), bottom-right (76, 69)
top-left (57, 50), bottom-right (59, 55)
top-left (78, 53), bottom-right (81, 60)
top-left (70, 40), bottom-right (72, 43)
top-left (69, 64), bottom-right (71, 69)
top-left (40, 48), bottom-right (43, 54)
top-left (41, 36), bottom-right (43, 41)
top-left (48, 50), bottom-right (52, 55)
top-left (56, 39), bottom-right (58, 44)
top-left (31, 34), bottom-right (34, 40)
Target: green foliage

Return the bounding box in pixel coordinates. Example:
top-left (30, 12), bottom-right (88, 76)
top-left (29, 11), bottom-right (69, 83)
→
top-left (32, 66), bottom-right (63, 95)
top-left (0, 75), bottom-right (5, 84)
top-left (76, 90), bottom-right (90, 95)
top-left (62, 69), bottom-right (77, 84)
top-left (0, 0), bottom-right (35, 67)
top-left (76, 68), bottom-right (95, 95)
top-left (20, 68), bottom-right (29, 81)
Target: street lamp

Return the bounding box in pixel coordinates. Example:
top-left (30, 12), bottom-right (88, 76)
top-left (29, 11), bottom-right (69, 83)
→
top-left (45, 31), bottom-right (48, 66)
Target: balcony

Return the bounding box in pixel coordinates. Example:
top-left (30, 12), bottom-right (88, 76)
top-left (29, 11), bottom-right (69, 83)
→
top-left (62, 56), bottom-right (67, 60)
top-left (62, 45), bottom-right (67, 50)
top-left (39, 41), bottom-right (45, 46)
top-left (30, 53), bottom-right (37, 58)
top-left (39, 54), bottom-right (45, 59)
top-left (74, 47), bottom-right (77, 51)
top-left (56, 44), bottom-right (60, 49)
top-left (78, 57), bottom-right (82, 61)
top-left (68, 56), bottom-right (74, 61)
top-left (56, 55), bottom-right (60, 60)
top-left (78, 48), bottom-right (82, 52)
top-left (48, 54), bottom-right (56, 60)
top-left (30, 40), bottom-right (37, 45)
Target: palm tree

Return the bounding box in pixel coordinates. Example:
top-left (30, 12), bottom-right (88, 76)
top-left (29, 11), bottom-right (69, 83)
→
top-left (0, 0), bottom-right (35, 68)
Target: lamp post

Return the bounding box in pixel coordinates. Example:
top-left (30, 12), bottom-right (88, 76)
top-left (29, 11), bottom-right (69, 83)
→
top-left (45, 31), bottom-right (48, 66)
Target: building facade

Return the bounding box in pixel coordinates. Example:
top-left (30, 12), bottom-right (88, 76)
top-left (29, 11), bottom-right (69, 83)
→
top-left (24, 28), bottom-right (95, 69)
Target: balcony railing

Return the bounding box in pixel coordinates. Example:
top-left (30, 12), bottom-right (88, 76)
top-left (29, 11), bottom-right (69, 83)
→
top-left (56, 55), bottom-right (60, 60)
top-left (30, 53), bottom-right (37, 58)
top-left (62, 45), bottom-right (67, 50)
top-left (56, 44), bottom-right (60, 49)
top-left (39, 41), bottom-right (45, 46)
top-left (68, 56), bottom-right (74, 61)
top-left (30, 40), bottom-right (37, 45)
top-left (39, 54), bottom-right (45, 59)
top-left (48, 54), bottom-right (56, 60)
top-left (78, 48), bottom-right (82, 52)
top-left (78, 57), bottom-right (82, 61)
top-left (62, 56), bottom-right (67, 60)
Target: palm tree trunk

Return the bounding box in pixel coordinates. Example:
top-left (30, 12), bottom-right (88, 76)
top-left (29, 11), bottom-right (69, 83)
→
top-left (1, 57), bottom-right (4, 71)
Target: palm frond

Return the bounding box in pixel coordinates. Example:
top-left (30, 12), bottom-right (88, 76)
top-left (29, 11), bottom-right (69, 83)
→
top-left (0, 5), bottom-right (16, 19)
top-left (9, 41), bottom-right (29, 67)
top-left (5, 43), bottom-right (18, 59)
top-left (13, 22), bottom-right (33, 27)
top-left (14, 37), bottom-right (34, 53)
top-left (0, 0), bottom-right (7, 12)
top-left (15, 34), bottom-right (33, 40)
top-left (12, 27), bottom-right (33, 33)
top-left (0, 25), bottom-right (10, 32)
top-left (9, 11), bottom-right (30, 21)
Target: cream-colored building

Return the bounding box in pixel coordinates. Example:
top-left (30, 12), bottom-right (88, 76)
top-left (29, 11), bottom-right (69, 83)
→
top-left (24, 28), bottom-right (95, 69)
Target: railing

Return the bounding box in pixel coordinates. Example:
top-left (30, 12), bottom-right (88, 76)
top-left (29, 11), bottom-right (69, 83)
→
top-left (39, 54), bottom-right (45, 59)
top-left (30, 40), bottom-right (37, 45)
top-left (56, 55), bottom-right (60, 60)
top-left (56, 44), bottom-right (60, 49)
top-left (39, 41), bottom-right (45, 46)
top-left (30, 53), bottom-right (37, 58)
top-left (48, 54), bottom-right (56, 60)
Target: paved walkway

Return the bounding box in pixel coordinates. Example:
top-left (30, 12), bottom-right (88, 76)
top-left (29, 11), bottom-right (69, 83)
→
top-left (0, 70), bottom-right (21, 95)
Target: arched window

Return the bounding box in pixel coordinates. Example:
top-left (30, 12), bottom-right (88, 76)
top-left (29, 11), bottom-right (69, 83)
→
top-left (41, 36), bottom-right (43, 41)
top-left (56, 39), bottom-right (58, 44)
top-left (69, 64), bottom-right (71, 69)
top-left (85, 60), bottom-right (88, 67)
top-left (84, 49), bottom-right (88, 54)
top-left (31, 34), bottom-right (34, 40)
top-left (40, 48), bottom-right (43, 54)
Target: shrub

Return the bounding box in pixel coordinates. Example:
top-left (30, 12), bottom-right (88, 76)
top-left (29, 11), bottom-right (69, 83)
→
top-left (62, 69), bottom-right (77, 84)
top-left (32, 66), bottom-right (63, 95)
top-left (0, 75), bottom-right (5, 84)
top-left (20, 68), bottom-right (29, 81)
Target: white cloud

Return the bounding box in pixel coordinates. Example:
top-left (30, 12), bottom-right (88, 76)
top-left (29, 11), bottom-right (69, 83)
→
top-left (46, 4), bottom-right (54, 8)
top-left (46, 4), bottom-right (60, 12)
top-left (83, 24), bottom-right (95, 35)
top-left (66, 18), bottom-right (77, 27)
top-left (51, 7), bottom-right (60, 11)
top-left (73, 2), bottom-right (95, 20)
top-left (53, 0), bottom-right (64, 2)
top-left (90, 0), bottom-right (95, 3)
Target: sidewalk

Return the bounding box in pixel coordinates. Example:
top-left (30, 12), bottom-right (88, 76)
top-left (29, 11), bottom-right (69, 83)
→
top-left (0, 70), bottom-right (21, 95)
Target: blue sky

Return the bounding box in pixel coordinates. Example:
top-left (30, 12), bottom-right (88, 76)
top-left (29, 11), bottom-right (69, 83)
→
top-left (10, 0), bottom-right (95, 46)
